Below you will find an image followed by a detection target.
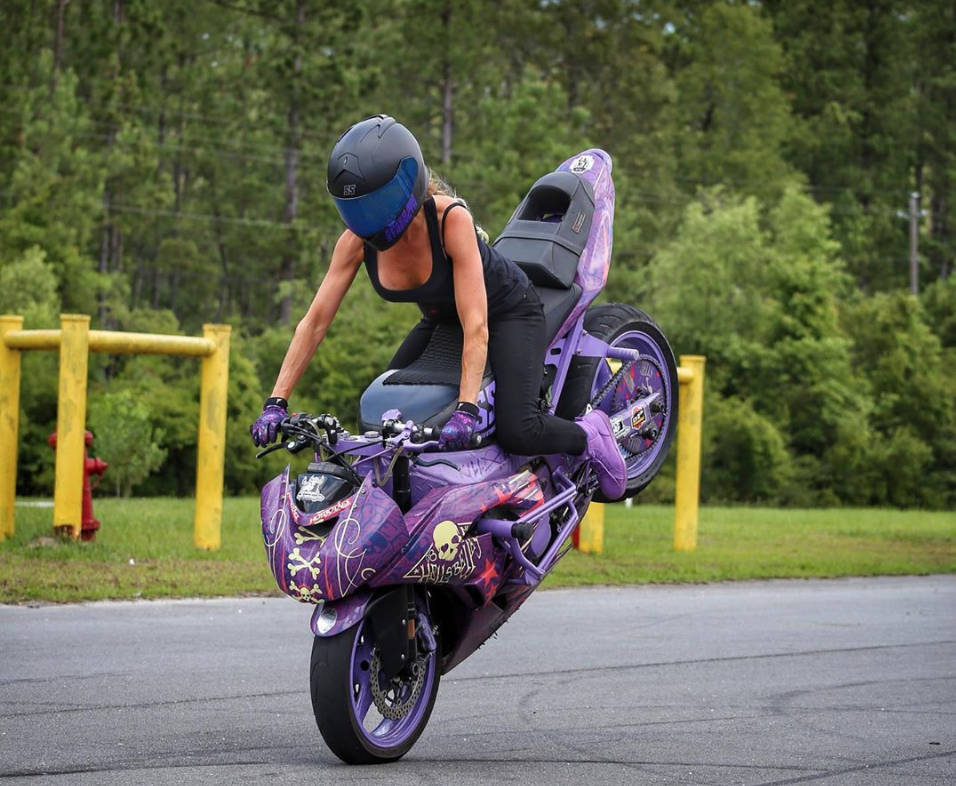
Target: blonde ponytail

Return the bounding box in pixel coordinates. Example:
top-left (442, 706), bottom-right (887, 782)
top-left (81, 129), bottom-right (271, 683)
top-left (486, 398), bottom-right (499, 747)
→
top-left (426, 171), bottom-right (489, 243)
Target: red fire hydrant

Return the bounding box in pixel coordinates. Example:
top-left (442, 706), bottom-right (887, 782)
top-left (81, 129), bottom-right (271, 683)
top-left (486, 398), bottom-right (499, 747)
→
top-left (48, 430), bottom-right (109, 541)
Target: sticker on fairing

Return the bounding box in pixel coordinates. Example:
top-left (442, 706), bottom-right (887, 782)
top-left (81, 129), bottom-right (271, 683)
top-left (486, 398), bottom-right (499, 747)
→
top-left (297, 475), bottom-right (327, 504)
top-left (569, 155), bottom-right (594, 173)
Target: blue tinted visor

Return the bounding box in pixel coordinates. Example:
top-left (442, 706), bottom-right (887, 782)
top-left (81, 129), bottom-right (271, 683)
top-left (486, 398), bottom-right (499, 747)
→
top-left (332, 157), bottom-right (420, 239)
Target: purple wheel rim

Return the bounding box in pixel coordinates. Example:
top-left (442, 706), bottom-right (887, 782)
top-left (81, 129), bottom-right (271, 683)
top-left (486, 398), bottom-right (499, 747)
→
top-left (591, 329), bottom-right (674, 479)
top-left (348, 617), bottom-right (437, 749)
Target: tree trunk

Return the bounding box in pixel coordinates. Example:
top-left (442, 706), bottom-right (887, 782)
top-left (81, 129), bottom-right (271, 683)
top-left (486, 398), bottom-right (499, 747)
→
top-left (99, 186), bottom-right (112, 323)
top-left (278, 0), bottom-right (305, 325)
top-left (51, 0), bottom-right (69, 96)
top-left (98, 0), bottom-right (123, 325)
top-left (440, 4), bottom-right (453, 166)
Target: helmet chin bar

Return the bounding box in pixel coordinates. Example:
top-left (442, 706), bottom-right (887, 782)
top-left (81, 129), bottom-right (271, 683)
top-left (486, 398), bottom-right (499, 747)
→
top-left (362, 196), bottom-right (424, 251)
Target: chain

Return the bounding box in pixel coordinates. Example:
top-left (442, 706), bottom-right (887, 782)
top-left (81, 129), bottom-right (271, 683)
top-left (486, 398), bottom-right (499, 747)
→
top-left (590, 359), bottom-right (637, 410)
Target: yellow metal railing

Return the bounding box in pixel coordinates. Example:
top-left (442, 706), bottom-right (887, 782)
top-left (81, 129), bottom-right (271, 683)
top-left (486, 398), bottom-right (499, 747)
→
top-left (0, 314), bottom-right (230, 549)
top-left (576, 354), bottom-right (706, 553)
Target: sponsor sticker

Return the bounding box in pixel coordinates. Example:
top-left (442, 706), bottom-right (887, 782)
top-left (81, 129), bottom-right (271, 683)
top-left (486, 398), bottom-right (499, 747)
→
top-left (569, 154), bottom-right (594, 173)
top-left (631, 408), bottom-right (647, 430)
top-left (297, 475), bottom-right (327, 503)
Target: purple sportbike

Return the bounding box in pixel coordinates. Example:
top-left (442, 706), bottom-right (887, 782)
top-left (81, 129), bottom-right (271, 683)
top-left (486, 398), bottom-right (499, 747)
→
top-left (258, 150), bottom-right (678, 763)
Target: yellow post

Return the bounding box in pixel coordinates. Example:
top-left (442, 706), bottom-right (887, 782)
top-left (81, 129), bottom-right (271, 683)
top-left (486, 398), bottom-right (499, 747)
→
top-left (674, 355), bottom-right (706, 551)
top-left (578, 502), bottom-right (605, 554)
top-left (53, 315), bottom-right (91, 540)
top-left (0, 316), bottom-right (24, 540)
top-left (194, 324), bottom-right (231, 550)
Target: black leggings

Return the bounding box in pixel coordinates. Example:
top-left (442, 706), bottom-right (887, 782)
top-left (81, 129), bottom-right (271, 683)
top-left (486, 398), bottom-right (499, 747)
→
top-left (388, 289), bottom-right (587, 456)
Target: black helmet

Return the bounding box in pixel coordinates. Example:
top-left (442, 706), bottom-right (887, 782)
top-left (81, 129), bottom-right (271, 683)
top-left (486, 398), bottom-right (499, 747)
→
top-left (327, 115), bottom-right (429, 251)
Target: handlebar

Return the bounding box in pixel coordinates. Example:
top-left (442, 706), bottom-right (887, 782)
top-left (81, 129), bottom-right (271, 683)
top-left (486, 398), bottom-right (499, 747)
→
top-left (255, 412), bottom-right (451, 459)
top-left (380, 418), bottom-right (440, 443)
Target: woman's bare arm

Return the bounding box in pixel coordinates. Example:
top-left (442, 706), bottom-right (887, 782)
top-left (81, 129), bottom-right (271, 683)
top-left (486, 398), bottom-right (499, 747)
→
top-left (444, 207), bottom-right (489, 406)
top-left (271, 231), bottom-right (364, 400)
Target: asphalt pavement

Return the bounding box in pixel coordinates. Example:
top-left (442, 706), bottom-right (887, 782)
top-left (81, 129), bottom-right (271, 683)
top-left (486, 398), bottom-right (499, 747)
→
top-left (1, 576), bottom-right (954, 785)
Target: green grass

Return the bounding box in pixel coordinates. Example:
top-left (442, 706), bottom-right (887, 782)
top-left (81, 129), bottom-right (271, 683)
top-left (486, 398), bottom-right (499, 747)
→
top-left (1, 499), bottom-right (953, 603)
top-left (1, 498), bottom-right (276, 603)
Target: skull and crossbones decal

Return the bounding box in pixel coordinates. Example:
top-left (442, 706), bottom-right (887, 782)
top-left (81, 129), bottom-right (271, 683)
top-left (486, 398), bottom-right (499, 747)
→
top-left (432, 520), bottom-right (462, 561)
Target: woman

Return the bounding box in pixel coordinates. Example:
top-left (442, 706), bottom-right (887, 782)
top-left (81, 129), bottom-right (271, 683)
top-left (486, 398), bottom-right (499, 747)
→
top-left (250, 115), bottom-right (625, 499)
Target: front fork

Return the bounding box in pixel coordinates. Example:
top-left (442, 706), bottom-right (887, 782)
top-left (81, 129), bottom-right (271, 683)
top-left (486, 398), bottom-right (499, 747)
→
top-left (312, 586), bottom-right (435, 679)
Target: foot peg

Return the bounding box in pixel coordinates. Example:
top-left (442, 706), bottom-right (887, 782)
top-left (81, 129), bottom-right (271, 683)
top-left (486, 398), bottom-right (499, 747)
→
top-left (511, 522), bottom-right (534, 542)
top-left (475, 517), bottom-right (534, 544)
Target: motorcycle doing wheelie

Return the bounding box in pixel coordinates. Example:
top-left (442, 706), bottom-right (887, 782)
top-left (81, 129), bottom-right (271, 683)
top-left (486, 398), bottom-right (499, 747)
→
top-left (257, 150), bottom-right (679, 764)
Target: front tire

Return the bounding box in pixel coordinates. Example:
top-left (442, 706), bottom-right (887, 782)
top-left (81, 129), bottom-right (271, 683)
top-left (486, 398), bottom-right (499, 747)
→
top-left (310, 608), bottom-right (441, 764)
top-left (557, 304), bottom-right (679, 501)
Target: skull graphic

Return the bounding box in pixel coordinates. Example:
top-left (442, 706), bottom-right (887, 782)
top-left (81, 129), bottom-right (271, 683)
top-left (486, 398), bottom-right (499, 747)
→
top-left (433, 520), bottom-right (462, 562)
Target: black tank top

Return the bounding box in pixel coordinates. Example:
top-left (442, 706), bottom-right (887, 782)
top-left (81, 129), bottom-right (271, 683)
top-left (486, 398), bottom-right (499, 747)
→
top-left (363, 198), bottom-right (530, 320)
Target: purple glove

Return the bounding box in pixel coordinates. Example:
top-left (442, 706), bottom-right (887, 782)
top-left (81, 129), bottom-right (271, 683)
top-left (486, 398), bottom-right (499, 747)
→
top-left (439, 404), bottom-right (479, 450)
top-left (250, 398), bottom-right (288, 446)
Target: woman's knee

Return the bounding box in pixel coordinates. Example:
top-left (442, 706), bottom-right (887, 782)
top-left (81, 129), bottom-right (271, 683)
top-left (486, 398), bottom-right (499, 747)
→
top-left (494, 408), bottom-right (540, 454)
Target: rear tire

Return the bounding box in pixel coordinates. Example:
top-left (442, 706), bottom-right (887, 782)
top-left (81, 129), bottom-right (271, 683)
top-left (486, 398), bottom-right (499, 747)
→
top-left (557, 303), bottom-right (678, 501)
top-left (310, 608), bottom-right (441, 764)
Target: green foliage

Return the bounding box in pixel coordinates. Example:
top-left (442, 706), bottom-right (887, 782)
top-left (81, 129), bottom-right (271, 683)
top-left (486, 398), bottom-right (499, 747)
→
top-left (647, 186), bottom-right (876, 505)
top-left (841, 292), bottom-right (956, 507)
top-left (670, 2), bottom-right (794, 201)
top-left (88, 390), bottom-right (167, 497)
top-left (700, 394), bottom-right (793, 504)
top-left (922, 276), bottom-right (956, 349)
top-left (450, 75), bottom-right (591, 232)
top-left (0, 246), bottom-right (60, 326)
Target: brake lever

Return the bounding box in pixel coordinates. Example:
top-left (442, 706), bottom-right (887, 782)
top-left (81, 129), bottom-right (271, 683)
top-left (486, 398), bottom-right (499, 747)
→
top-left (255, 441), bottom-right (290, 459)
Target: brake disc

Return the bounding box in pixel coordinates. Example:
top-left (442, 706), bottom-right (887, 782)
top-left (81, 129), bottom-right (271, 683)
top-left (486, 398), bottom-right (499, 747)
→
top-left (368, 650), bottom-right (426, 721)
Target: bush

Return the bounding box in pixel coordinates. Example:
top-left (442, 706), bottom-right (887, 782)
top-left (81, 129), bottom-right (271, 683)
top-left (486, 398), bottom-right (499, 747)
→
top-left (700, 394), bottom-right (794, 504)
top-left (87, 390), bottom-right (167, 497)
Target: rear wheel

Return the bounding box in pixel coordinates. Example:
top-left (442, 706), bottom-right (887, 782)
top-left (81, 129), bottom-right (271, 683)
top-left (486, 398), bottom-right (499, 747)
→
top-left (310, 605), bottom-right (441, 764)
top-left (557, 304), bottom-right (678, 501)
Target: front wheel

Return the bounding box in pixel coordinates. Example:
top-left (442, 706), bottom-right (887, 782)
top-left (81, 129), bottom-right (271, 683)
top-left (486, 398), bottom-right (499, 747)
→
top-left (310, 605), bottom-right (441, 764)
top-left (557, 304), bottom-right (679, 501)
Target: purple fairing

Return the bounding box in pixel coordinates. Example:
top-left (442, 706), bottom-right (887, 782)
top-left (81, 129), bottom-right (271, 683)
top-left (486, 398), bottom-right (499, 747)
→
top-left (262, 471), bottom-right (407, 604)
top-left (265, 459), bottom-right (550, 609)
top-left (554, 149), bottom-right (615, 344)
top-left (310, 590), bottom-right (372, 638)
top-left (367, 469), bottom-right (544, 603)
top-left (475, 381), bottom-right (496, 433)
top-left (407, 443), bottom-right (518, 500)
